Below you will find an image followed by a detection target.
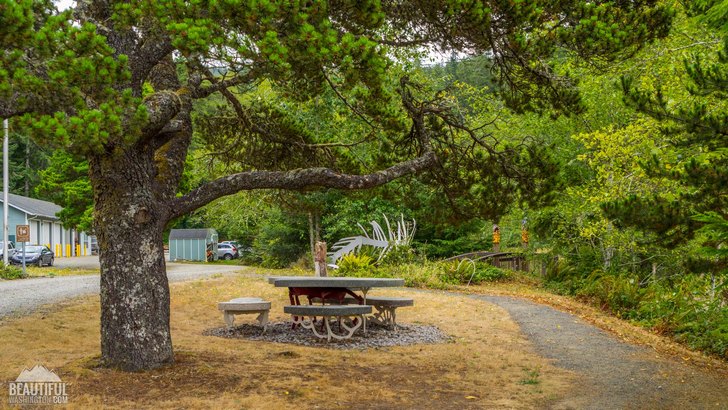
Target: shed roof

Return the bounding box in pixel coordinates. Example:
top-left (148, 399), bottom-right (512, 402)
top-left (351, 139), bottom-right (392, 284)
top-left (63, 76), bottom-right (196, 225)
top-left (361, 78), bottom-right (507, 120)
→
top-left (169, 228), bottom-right (217, 240)
top-left (0, 192), bottom-right (62, 220)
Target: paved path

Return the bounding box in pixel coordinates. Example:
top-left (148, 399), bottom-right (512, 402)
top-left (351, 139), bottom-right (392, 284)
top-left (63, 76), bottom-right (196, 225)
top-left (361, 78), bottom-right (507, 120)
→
top-left (0, 261), bottom-right (243, 319)
top-left (474, 295), bottom-right (728, 409)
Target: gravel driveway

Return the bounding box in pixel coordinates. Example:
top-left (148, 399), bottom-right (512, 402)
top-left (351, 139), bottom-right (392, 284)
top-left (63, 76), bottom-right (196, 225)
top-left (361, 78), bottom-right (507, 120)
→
top-left (474, 295), bottom-right (728, 409)
top-left (0, 259), bottom-right (243, 319)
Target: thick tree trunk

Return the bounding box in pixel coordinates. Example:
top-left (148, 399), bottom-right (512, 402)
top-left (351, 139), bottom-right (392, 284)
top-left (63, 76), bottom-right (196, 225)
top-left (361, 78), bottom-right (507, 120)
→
top-left (91, 148), bottom-right (173, 371)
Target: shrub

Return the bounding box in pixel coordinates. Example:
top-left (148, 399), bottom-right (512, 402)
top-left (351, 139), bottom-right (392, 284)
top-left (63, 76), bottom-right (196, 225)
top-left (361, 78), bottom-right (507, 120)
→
top-left (548, 269), bottom-right (728, 359)
top-left (439, 261), bottom-right (511, 285)
top-left (385, 263), bottom-right (450, 289)
top-left (239, 249), bottom-right (263, 266)
top-left (253, 216), bottom-right (307, 268)
top-left (0, 264), bottom-right (26, 280)
top-left (576, 270), bottom-right (645, 316)
top-left (346, 260), bottom-right (515, 289)
top-left (378, 245), bottom-right (421, 266)
top-left (337, 253), bottom-right (375, 275)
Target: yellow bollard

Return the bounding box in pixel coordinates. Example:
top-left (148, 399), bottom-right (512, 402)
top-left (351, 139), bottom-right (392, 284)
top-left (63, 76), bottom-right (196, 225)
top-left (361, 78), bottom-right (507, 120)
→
top-left (75, 244), bottom-right (80, 257)
top-left (55, 244), bottom-right (60, 257)
top-left (66, 244), bottom-right (71, 257)
top-left (84, 246), bottom-right (87, 256)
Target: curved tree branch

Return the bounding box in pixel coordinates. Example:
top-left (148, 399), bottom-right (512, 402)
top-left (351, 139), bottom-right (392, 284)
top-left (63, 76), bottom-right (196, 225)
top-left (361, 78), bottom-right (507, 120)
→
top-left (168, 150), bottom-right (436, 219)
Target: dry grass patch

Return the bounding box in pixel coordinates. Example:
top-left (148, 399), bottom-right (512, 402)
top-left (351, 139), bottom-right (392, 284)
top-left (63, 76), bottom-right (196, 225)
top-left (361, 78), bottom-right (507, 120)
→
top-left (0, 274), bottom-right (574, 409)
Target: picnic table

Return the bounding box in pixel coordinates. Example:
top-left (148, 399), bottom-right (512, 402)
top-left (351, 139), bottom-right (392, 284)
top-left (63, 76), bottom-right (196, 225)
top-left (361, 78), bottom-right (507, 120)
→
top-left (268, 276), bottom-right (404, 304)
top-left (268, 276), bottom-right (408, 340)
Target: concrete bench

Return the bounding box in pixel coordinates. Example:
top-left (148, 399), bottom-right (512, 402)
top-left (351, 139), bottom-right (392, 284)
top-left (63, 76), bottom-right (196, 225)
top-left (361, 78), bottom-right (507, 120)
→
top-left (284, 305), bottom-right (372, 341)
top-left (218, 298), bottom-right (271, 330)
top-left (363, 296), bottom-right (413, 329)
top-left (311, 295), bottom-right (413, 329)
top-left (309, 295), bottom-right (362, 305)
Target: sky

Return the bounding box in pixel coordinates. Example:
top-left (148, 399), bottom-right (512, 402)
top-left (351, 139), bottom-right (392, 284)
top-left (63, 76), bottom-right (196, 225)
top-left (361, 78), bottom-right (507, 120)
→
top-left (56, 0), bottom-right (73, 11)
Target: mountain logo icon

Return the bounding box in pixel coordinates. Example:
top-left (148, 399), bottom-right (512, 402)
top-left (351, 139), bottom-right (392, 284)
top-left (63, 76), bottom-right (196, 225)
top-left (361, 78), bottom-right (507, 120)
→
top-left (15, 365), bottom-right (62, 383)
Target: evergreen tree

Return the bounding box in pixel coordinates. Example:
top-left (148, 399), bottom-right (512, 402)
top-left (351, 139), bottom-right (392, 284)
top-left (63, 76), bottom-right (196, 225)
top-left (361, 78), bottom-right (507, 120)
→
top-left (604, 0), bottom-right (727, 278)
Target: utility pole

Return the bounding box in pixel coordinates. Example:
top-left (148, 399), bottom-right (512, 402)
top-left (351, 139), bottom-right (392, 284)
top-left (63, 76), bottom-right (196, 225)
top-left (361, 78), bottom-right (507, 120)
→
top-left (3, 118), bottom-right (9, 266)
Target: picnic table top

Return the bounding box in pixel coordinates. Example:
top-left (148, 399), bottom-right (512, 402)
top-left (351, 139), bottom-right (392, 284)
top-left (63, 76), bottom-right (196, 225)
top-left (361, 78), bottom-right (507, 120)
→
top-left (267, 276), bottom-right (404, 288)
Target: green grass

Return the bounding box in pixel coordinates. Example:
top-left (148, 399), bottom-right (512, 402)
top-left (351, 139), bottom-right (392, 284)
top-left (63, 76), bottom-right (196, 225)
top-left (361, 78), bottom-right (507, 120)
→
top-left (519, 368), bottom-right (541, 385)
top-left (25, 266), bottom-right (99, 278)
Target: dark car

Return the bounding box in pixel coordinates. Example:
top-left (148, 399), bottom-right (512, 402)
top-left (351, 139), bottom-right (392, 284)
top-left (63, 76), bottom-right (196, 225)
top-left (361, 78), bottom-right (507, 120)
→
top-left (10, 245), bottom-right (54, 267)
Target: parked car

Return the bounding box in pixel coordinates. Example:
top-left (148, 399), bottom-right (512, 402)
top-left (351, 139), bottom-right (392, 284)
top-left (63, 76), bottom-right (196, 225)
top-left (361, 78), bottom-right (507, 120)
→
top-left (89, 235), bottom-right (99, 255)
top-left (221, 241), bottom-right (252, 255)
top-left (10, 245), bottom-right (54, 267)
top-left (0, 241), bottom-right (16, 259)
top-left (217, 243), bottom-right (239, 260)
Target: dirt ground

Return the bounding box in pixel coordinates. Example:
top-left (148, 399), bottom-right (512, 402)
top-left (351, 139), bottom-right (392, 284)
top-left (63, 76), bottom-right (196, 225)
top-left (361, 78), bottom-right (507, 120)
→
top-left (0, 273), bottom-right (573, 409)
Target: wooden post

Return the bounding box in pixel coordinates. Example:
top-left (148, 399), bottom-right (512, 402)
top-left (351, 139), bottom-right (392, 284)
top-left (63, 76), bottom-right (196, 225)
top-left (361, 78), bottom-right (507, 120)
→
top-left (314, 241), bottom-right (327, 277)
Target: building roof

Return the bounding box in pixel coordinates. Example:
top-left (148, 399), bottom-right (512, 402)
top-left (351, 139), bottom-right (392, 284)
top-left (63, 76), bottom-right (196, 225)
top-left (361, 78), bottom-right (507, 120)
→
top-left (0, 192), bottom-right (62, 221)
top-left (169, 228), bottom-right (218, 240)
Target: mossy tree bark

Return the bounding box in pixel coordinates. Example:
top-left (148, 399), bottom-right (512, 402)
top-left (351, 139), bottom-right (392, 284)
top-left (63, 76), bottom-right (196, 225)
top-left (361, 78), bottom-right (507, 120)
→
top-left (91, 146), bottom-right (178, 370)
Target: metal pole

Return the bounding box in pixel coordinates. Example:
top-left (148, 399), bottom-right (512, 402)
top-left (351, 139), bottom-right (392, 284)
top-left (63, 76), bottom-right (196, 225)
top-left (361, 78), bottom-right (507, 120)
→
top-left (3, 118), bottom-right (8, 266)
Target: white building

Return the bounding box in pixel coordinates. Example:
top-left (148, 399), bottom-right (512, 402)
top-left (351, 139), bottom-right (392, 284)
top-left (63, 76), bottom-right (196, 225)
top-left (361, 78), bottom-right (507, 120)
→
top-left (0, 192), bottom-right (90, 257)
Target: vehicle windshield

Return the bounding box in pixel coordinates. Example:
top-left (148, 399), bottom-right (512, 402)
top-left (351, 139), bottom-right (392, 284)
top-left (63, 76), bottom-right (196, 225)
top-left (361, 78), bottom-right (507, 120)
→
top-left (23, 246), bottom-right (44, 253)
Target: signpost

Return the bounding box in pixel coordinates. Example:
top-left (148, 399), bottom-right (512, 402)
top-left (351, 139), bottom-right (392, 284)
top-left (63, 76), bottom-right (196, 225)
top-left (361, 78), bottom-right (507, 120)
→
top-left (16, 225), bottom-right (29, 274)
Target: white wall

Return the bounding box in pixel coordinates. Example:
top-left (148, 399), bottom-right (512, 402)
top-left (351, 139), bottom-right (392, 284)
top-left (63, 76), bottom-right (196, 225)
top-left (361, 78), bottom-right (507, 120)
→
top-left (27, 218), bottom-right (87, 257)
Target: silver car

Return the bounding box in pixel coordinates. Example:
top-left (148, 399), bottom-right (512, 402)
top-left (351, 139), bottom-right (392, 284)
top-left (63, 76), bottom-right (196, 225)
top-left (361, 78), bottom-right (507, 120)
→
top-left (0, 241), bottom-right (16, 259)
top-left (217, 243), bottom-right (239, 260)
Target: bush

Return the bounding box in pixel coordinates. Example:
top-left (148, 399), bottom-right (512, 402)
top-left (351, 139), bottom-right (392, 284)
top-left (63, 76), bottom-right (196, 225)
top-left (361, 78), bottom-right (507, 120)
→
top-left (337, 253), bottom-right (375, 275)
top-left (414, 237), bottom-right (488, 259)
top-left (548, 269), bottom-right (728, 359)
top-left (576, 270), bottom-right (645, 316)
top-left (253, 214), bottom-right (308, 268)
top-left (239, 250), bottom-right (263, 266)
top-left (336, 260), bottom-right (515, 289)
top-left (378, 245), bottom-right (421, 266)
top-left (0, 264), bottom-right (26, 280)
top-left (384, 263), bottom-right (450, 289)
top-left (439, 261), bottom-right (511, 285)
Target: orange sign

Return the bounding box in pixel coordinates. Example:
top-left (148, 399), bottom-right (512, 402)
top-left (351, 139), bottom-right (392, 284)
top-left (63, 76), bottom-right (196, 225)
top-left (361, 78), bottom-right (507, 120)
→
top-left (16, 225), bottom-right (30, 242)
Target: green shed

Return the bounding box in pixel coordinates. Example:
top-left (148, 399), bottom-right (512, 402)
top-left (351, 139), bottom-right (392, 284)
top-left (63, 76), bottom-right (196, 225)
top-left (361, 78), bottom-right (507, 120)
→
top-left (169, 228), bottom-right (218, 262)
